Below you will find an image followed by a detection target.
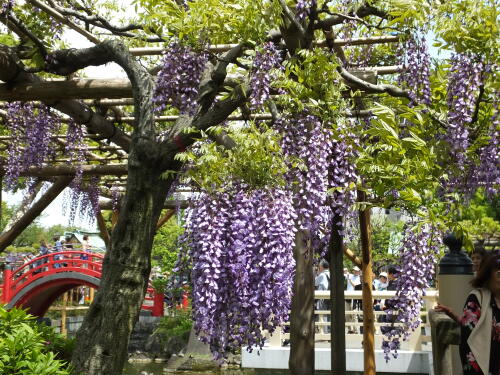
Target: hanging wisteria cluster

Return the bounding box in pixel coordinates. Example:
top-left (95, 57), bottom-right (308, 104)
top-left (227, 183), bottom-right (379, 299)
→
top-left (153, 41), bottom-right (208, 115)
top-left (398, 34), bottom-right (431, 105)
top-left (249, 42), bottom-right (282, 110)
top-left (65, 119), bottom-right (87, 183)
top-left (476, 104), bottom-right (500, 197)
top-left (445, 53), bottom-right (484, 170)
top-left (0, 0), bottom-right (14, 15)
top-left (328, 120), bottom-right (359, 236)
top-left (186, 186), bottom-right (296, 359)
top-left (4, 102), bottom-right (60, 190)
top-left (111, 184), bottom-right (122, 211)
top-left (63, 176), bottom-right (101, 225)
top-left (382, 223), bottom-right (441, 361)
top-left (275, 113), bottom-right (332, 235)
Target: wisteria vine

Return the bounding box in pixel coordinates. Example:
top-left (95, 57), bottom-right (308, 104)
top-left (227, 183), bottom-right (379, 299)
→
top-left (382, 223), bottom-right (441, 361)
top-left (275, 113), bottom-right (332, 235)
top-left (398, 34), bottom-right (431, 106)
top-left (153, 41), bottom-right (208, 115)
top-left (4, 102), bottom-right (60, 190)
top-left (249, 42), bottom-right (282, 110)
top-left (445, 53), bottom-right (484, 170)
top-left (186, 186), bottom-right (296, 359)
top-left (63, 176), bottom-right (101, 225)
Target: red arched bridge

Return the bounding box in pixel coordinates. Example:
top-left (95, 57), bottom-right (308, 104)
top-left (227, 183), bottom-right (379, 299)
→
top-left (1, 251), bottom-right (164, 317)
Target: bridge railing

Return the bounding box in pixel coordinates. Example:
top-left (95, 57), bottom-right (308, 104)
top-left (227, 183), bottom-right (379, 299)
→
top-left (264, 289), bottom-right (438, 351)
top-left (1, 251), bottom-right (165, 317)
top-left (7, 251), bottom-right (105, 298)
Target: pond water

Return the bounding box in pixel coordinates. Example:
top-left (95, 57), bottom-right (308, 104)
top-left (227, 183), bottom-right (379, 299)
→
top-left (123, 363), bottom-right (287, 375)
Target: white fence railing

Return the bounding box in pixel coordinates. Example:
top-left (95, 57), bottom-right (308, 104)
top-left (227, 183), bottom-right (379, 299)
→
top-left (265, 289), bottom-right (438, 351)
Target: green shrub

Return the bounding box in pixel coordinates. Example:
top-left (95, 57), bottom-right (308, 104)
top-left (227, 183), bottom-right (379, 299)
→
top-left (0, 305), bottom-right (73, 374)
top-left (155, 309), bottom-right (193, 342)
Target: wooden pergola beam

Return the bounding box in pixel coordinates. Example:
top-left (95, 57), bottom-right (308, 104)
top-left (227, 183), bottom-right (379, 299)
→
top-left (0, 68), bottom-right (398, 101)
top-left (0, 78), bottom-right (132, 101)
top-left (129, 36), bottom-right (400, 56)
top-left (99, 198), bottom-right (188, 210)
top-left (0, 176), bottom-right (73, 251)
top-left (156, 209), bottom-right (175, 231)
top-left (5, 163), bottom-right (129, 177)
top-left (344, 246), bottom-right (362, 268)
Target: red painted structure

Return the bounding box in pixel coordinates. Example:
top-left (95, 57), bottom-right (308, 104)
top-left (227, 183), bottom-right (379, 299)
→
top-left (1, 251), bottom-right (164, 317)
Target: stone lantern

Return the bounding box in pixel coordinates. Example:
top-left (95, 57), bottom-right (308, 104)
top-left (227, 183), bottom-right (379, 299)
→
top-left (437, 233), bottom-right (473, 375)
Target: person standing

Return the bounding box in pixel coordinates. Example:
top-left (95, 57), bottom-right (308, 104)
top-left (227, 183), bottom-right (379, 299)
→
top-left (437, 253), bottom-right (500, 375)
top-left (52, 236), bottom-right (63, 268)
top-left (315, 259), bottom-right (331, 334)
top-left (79, 235), bottom-right (92, 268)
top-left (386, 266), bottom-right (399, 291)
top-left (346, 266), bottom-right (361, 333)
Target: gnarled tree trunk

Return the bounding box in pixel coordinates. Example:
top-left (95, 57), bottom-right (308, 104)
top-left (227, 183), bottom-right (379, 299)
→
top-left (71, 167), bottom-right (174, 374)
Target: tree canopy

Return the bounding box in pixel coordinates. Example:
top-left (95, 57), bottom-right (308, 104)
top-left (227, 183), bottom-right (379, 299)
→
top-left (0, 0), bottom-right (498, 374)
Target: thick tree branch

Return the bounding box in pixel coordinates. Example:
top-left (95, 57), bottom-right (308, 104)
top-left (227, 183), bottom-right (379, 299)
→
top-left (337, 65), bottom-right (410, 98)
top-left (0, 44), bottom-right (131, 151)
top-left (316, 3), bottom-right (388, 30)
top-left (278, 0), bottom-right (306, 37)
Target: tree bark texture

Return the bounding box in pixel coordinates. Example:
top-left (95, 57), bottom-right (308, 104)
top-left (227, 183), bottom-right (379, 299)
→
top-left (69, 40), bottom-right (175, 375)
top-left (358, 190), bottom-right (376, 375)
top-left (71, 166), bottom-right (174, 374)
top-left (329, 214), bottom-right (346, 374)
top-left (289, 229), bottom-right (315, 375)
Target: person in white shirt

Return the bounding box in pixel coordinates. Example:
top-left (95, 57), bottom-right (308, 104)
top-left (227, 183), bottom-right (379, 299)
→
top-left (346, 266), bottom-right (361, 333)
top-left (374, 272), bottom-right (389, 291)
top-left (315, 259), bottom-right (330, 335)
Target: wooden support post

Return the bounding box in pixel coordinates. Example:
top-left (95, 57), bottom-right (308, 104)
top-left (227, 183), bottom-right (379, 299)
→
top-left (0, 174), bottom-right (2, 230)
top-left (329, 213), bottom-right (347, 374)
top-left (0, 176), bottom-right (73, 251)
top-left (152, 289), bottom-right (164, 317)
top-left (61, 292), bottom-right (68, 336)
top-left (344, 246), bottom-right (362, 268)
top-left (111, 210), bottom-right (120, 230)
top-left (156, 209), bottom-right (175, 232)
top-left (95, 209), bottom-right (110, 249)
top-left (289, 229), bottom-right (315, 375)
top-left (89, 287), bottom-right (95, 303)
top-left (358, 190), bottom-right (376, 375)
top-left (2, 267), bottom-right (12, 303)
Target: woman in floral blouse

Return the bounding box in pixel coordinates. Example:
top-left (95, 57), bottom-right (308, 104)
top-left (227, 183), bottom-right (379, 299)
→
top-left (459, 253), bottom-right (500, 375)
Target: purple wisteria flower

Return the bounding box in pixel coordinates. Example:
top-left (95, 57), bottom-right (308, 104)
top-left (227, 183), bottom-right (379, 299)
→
top-left (154, 41), bottom-right (208, 115)
top-left (382, 223), bottom-right (441, 361)
top-left (249, 42), bottom-right (282, 110)
top-left (398, 34), bottom-right (431, 105)
top-left (445, 53), bottom-right (484, 170)
top-left (0, 0), bottom-right (14, 15)
top-left (186, 186), bottom-right (296, 360)
top-left (4, 102), bottom-right (60, 190)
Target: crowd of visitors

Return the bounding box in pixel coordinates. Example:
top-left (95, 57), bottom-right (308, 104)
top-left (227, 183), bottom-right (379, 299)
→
top-left (2, 235), bottom-right (94, 276)
top-left (314, 260), bottom-right (401, 335)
